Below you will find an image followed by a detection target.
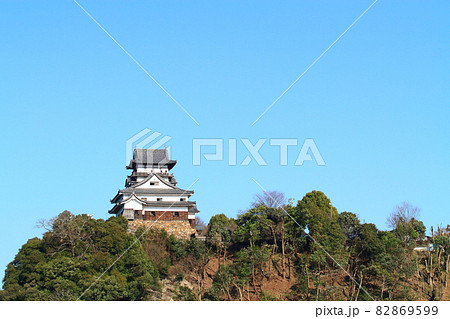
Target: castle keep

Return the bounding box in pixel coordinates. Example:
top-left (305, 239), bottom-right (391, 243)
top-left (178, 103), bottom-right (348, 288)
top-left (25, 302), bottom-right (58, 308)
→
top-left (109, 149), bottom-right (199, 239)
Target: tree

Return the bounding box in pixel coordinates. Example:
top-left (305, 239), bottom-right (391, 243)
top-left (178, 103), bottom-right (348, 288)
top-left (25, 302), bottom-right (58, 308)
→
top-left (338, 212), bottom-right (361, 241)
top-left (235, 207), bottom-right (275, 247)
top-left (194, 216), bottom-right (207, 228)
top-left (206, 214), bottom-right (236, 258)
top-left (291, 191), bottom-right (345, 256)
top-left (252, 191), bottom-right (287, 208)
top-left (387, 202), bottom-right (421, 230)
top-left (2, 212), bottom-right (159, 300)
top-left (2, 192), bottom-right (445, 302)
top-left (388, 202), bottom-right (425, 246)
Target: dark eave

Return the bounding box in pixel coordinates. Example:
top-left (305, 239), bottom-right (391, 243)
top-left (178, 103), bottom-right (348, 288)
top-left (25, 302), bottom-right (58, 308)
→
top-left (108, 203), bottom-right (123, 215)
top-left (126, 160), bottom-right (177, 170)
top-left (119, 188), bottom-right (194, 196)
top-left (140, 200), bottom-right (197, 207)
top-left (110, 192), bottom-right (123, 203)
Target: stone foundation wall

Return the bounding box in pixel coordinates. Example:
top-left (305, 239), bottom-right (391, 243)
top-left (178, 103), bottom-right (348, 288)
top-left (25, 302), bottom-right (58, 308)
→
top-left (128, 220), bottom-right (196, 240)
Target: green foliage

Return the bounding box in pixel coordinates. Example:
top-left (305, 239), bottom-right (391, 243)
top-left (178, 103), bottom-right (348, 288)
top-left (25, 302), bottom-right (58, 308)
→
top-left (206, 214), bottom-right (236, 252)
top-left (350, 227), bottom-right (418, 300)
top-left (205, 245), bottom-right (271, 300)
top-left (260, 290), bottom-right (279, 301)
top-left (393, 218), bottom-right (426, 246)
top-left (210, 265), bottom-right (235, 300)
top-left (434, 235), bottom-right (450, 255)
top-left (235, 206), bottom-right (276, 245)
top-left (355, 223), bottom-right (384, 261)
top-left (291, 191), bottom-right (346, 267)
top-left (139, 228), bottom-right (172, 277)
top-left (2, 212), bottom-right (158, 300)
top-left (338, 212), bottom-right (360, 241)
top-left (1, 192), bottom-right (440, 301)
top-left (175, 286), bottom-right (197, 301)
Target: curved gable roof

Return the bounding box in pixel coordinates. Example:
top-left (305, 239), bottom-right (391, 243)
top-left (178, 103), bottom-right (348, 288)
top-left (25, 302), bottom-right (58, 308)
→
top-left (132, 173), bottom-right (175, 189)
top-left (122, 193), bottom-right (147, 205)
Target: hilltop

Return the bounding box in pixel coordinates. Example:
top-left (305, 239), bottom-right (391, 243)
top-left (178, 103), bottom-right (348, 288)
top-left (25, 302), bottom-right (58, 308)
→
top-left (1, 191), bottom-right (449, 301)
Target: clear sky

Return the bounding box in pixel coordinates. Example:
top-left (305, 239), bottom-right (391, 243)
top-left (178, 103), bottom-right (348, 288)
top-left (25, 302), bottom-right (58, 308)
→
top-left (1, 0), bottom-right (449, 281)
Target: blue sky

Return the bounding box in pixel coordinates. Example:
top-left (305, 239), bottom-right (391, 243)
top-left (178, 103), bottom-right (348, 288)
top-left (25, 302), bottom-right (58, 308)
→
top-left (1, 0), bottom-right (449, 280)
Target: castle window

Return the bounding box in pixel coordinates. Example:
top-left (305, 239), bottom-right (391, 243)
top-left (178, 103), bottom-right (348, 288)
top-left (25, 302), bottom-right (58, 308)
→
top-left (141, 197), bottom-right (147, 201)
top-left (157, 197), bottom-right (163, 201)
top-left (124, 209), bottom-right (134, 220)
top-left (150, 181), bottom-right (159, 186)
top-left (144, 211), bottom-right (156, 220)
top-left (134, 210), bottom-right (143, 220)
top-left (173, 212), bottom-right (180, 217)
top-left (180, 198), bottom-right (185, 201)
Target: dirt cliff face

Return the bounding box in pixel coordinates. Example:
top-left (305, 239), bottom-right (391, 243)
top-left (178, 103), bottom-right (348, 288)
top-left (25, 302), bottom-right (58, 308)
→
top-left (147, 278), bottom-right (195, 301)
top-left (160, 255), bottom-right (298, 301)
top-left (157, 253), bottom-right (440, 301)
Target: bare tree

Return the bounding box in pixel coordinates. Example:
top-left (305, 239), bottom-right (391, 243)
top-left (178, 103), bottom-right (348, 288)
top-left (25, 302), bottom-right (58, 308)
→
top-left (194, 216), bottom-right (207, 227)
top-left (37, 211), bottom-right (95, 257)
top-left (387, 201), bottom-right (421, 229)
top-left (252, 190), bottom-right (287, 208)
top-left (252, 191), bottom-right (291, 278)
top-left (36, 218), bottom-right (55, 231)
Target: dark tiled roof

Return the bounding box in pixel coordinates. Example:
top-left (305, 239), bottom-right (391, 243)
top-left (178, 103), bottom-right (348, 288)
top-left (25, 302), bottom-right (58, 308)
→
top-left (127, 149), bottom-right (176, 168)
top-left (109, 203), bottom-right (123, 214)
top-left (119, 188), bottom-right (194, 195)
top-left (136, 149), bottom-right (168, 162)
top-left (189, 205), bottom-right (199, 213)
